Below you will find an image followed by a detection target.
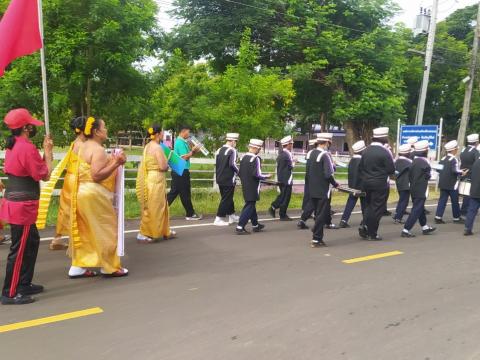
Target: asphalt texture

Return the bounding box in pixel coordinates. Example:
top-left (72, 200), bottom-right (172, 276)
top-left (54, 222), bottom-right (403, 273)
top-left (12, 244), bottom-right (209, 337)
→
top-left (1, 203), bottom-right (480, 360)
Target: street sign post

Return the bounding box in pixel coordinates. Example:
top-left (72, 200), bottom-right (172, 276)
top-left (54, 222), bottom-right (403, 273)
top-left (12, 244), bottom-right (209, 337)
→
top-left (400, 125), bottom-right (439, 151)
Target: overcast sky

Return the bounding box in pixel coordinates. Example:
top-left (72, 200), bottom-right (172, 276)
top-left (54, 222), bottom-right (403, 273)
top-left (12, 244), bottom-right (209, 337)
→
top-left (156, 0), bottom-right (480, 31)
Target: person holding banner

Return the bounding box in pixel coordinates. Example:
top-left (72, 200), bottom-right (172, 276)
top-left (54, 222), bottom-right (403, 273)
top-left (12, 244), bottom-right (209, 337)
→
top-left (68, 117), bottom-right (128, 278)
top-left (136, 125), bottom-right (175, 242)
top-left (48, 116), bottom-right (87, 250)
top-left (167, 125), bottom-right (202, 221)
top-left (0, 108), bottom-right (53, 305)
top-left (392, 144), bottom-right (413, 224)
top-left (464, 157), bottom-right (480, 236)
top-left (297, 139), bottom-right (318, 230)
top-left (460, 134), bottom-right (480, 216)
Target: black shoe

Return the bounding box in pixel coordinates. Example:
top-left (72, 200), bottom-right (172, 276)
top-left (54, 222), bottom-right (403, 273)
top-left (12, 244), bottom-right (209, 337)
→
top-left (435, 218), bottom-right (446, 224)
top-left (383, 210), bottom-right (392, 217)
top-left (297, 220), bottom-right (309, 230)
top-left (358, 226), bottom-right (368, 239)
top-left (311, 239), bottom-right (327, 248)
top-left (186, 214), bottom-right (203, 221)
top-left (279, 216), bottom-right (292, 221)
top-left (401, 231), bottom-right (416, 238)
top-left (453, 218), bottom-right (465, 224)
top-left (422, 226), bottom-right (436, 235)
top-left (464, 230), bottom-right (474, 236)
top-left (1, 293), bottom-right (35, 305)
top-left (235, 228), bottom-right (250, 235)
top-left (404, 211), bottom-right (410, 215)
top-left (393, 218), bottom-right (404, 224)
top-left (325, 223), bottom-right (339, 230)
top-left (268, 206), bottom-right (276, 218)
top-left (252, 223), bottom-right (265, 232)
top-left (366, 235), bottom-right (383, 241)
top-left (339, 220), bottom-right (350, 228)
top-left (17, 283), bottom-right (44, 296)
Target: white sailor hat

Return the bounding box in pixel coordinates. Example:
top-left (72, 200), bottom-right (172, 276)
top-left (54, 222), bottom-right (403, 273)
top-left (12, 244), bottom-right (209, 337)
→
top-left (467, 133), bottom-right (479, 143)
top-left (373, 127), bottom-right (389, 138)
top-left (280, 135), bottom-right (293, 146)
top-left (317, 133), bottom-right (333, 142)
top-left (414, 140), bottom-right (429, 151)
top-left (308, 139), bottom-right (317, 146)
top-left (249, 139), bottom-right (264, 148)
top-left (399, 144), bottom-right (412, 154)
top-left (226, 132), bottom-right (239, 141)
top-left (407, 137), bottom-right (418, 145)
top-left (352, 140), bottom-right (366, 153)
top-left (444, 140), bottom-right (458, 152)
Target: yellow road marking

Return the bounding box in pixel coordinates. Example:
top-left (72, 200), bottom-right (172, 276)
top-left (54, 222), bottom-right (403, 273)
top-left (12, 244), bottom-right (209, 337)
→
top-left (0, 307), bottom-right (103, 333)
top-left (342, 251), bottom-right (404, 264)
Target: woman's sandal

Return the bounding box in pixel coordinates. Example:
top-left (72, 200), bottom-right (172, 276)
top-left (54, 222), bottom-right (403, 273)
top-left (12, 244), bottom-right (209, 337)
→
top-left (163, 230), bottom-right (177, 240)
top-left (69, 270), bottom-right (99, 279)
top-left (102, 268), bottom-right (129, 278)
top-left (49, 239), bottom-right (68, 251)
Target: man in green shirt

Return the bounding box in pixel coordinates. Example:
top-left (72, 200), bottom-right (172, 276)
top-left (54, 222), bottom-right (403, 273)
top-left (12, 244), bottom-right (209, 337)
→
top-left (167, 125), bottom-right (202, 220)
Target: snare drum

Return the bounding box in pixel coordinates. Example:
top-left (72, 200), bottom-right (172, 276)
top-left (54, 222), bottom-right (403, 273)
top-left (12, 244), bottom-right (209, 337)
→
top-left (459, 181), bottom-right (471, 196)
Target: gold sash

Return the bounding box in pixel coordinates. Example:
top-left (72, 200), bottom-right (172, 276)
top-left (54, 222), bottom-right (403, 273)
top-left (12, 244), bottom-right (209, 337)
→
top-left (36, 144), bottom-right (73, 230)
top-left (135, 147), bottom-right (148, 211)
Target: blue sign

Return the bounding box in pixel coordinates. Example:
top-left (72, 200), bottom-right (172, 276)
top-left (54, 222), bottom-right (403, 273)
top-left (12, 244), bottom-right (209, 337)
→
top-left (400, 125), bottom-right (439, 150)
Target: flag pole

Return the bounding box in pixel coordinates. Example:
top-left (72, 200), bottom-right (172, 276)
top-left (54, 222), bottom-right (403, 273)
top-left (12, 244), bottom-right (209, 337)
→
top-left (37, 0), bottom-right (50, 135)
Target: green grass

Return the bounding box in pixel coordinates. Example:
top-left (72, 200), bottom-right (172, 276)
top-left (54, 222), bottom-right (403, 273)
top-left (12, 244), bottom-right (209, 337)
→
top-left (44, 187), bottom-right (441, 226)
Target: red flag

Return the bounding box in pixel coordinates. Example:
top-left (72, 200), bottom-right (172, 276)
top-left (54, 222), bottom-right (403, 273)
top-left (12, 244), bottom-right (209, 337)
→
top-left (0, 0), bottom-right (43, 76)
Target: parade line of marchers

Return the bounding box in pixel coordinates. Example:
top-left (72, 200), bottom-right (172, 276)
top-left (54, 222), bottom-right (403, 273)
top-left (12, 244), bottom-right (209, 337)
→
top-left (1, 109), bottom-right (480, 305)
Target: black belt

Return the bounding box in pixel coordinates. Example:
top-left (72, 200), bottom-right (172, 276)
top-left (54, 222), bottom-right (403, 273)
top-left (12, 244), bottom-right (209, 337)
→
top-left (4, 175), bottom-right (40, 201)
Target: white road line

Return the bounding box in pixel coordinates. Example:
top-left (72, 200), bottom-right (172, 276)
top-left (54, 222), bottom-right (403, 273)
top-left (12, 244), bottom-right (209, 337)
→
top-left (36, 203), bottom-right (445, 242)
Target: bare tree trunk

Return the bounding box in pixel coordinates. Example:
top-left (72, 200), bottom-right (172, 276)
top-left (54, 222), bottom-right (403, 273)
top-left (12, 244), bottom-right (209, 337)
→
top-left (85, 77), bottom-right (92, 117)
top-left (320, 113), bottom-right (326, 132)
top-left (344, 120), bottom-right (356, 155)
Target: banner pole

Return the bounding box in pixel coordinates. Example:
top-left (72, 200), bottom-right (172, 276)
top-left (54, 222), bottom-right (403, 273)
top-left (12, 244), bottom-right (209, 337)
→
top-left (37, 0), bottom-right (50, 135)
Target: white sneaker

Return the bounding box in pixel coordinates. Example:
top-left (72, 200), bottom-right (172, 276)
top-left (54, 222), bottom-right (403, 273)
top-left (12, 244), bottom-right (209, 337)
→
top-left (137, 233), bottom-right (153, 242)
top-left (228, 214), bottom-right (240, 224)
top-left (214, 217), bottom-right (230, 226)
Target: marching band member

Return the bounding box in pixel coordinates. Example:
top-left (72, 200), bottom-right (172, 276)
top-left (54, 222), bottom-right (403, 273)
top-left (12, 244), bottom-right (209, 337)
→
top-left (434, 140), bottom-right (464, 224)
top-left (214, 133), bottom-right (240, 226)
top-left (297, 139), bottom-right (317, 230)
top-left (464, 156), bottom-right (480, 235)
top-left (68, 117), bottom-right (128, 278)
top-left (49, 116), bottom-right (87, 250)
top-left (236, 139), bottom-right (271, 235)
top-left (358, 127), bottom-right (395, 240)
top-left (1, 109), bottom-right (53, 305)
top-left (392, 144), bottom-right (413, 224)
top-left (401, 140), bottom-right (436, 238)
top-left (136, 124), bottom-right (175, 243)
top-left (167, 125), bottom-right (202, 221)
top-left (460, 134), bottom-right (480, 216)
top-left (407, 137), bottom-right (418, 150)
top-left (269, 135), bottom-right (295, 221)
top-left (339, 140), bottom-right (366, 228)
top-left (308, 133), bottom-right (339, 247)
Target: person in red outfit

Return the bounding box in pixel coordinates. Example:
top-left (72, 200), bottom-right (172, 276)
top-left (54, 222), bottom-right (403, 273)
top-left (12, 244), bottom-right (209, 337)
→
top-left (0, 109), bottom-right (53, 305)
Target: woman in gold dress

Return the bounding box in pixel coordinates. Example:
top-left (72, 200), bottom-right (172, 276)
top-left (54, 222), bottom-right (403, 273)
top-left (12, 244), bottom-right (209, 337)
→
top-left (49, 117), bottom-right (86, 250)
top-left (136, 124), bottom-right (175, 243)
top-left (69, 117), bottom-right (128, 278)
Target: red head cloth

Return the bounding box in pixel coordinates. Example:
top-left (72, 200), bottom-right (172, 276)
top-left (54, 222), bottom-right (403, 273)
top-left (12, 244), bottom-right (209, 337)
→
top-left (0, 0), bottom-right (43, 76)
top-left (4, 108), bottom-right (44, 129)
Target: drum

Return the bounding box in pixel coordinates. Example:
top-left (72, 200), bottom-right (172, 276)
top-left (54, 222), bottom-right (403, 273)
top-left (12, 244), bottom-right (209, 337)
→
top-left (458, 180), bottom-right (471, 197)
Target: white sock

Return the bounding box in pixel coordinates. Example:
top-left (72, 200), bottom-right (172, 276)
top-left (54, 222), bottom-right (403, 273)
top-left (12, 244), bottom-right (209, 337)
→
top-left (69, 266), bottom-right (86, 276)
top-left (402, 229), bottom-right (409, 234)
top-left (422, 225), bottom-right (430, 230)
top-left (236, 226), bottom-right (243, 230)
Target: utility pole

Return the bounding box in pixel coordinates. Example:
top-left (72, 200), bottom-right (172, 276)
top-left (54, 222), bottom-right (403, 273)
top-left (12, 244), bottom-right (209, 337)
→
top-left (458, 2), bottom-right (480, 149)
top-left (415, 1), bottom-right (439, 125)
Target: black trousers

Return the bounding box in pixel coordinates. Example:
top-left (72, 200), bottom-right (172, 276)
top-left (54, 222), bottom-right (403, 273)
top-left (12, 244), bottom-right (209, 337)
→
top-left (217, 185), bottom-right (235, 217)
top-left (167, 170), bottom-right (195, 217)
top-left (2, 224), bottom-right (40, 297)
top-left (363, 187), bottom-right (389, 237)
top-left (404, 197), bottom-right (427, 231)
top-left (311, 197), bottom-right (330, 241)
top-left (238, 201), bottom-right (259, 228)
top-left (271, 184), bottom-right (292, 217)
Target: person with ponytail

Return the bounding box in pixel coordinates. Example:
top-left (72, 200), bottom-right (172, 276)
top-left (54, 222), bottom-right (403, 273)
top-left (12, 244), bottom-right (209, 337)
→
top-left (68, 116), bottom-right (128, 278)
top-left (0, 108), bottom-right (53, 305)
top-left (136, 124), bottom-right (175, 243)
top-left (47, 116), bottom-right (87, 250)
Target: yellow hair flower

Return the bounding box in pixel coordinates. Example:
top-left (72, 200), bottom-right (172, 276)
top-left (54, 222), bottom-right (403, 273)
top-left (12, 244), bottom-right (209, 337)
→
top-left (84, 117), bottom-right (95, 136)
top-left (75, 128), bottom-right (81, 134)
top-left (148, 127), bottom-right (154, 135)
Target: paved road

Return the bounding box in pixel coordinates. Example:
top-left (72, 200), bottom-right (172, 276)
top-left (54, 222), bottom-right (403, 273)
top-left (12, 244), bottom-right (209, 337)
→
top-left (1, 204), bottom-right (480, 360)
